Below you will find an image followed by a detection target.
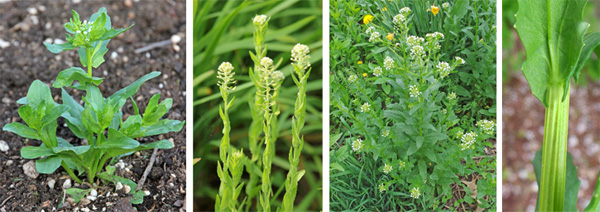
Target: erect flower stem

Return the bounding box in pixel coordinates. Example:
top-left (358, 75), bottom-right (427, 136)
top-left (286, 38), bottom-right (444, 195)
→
top-left (539, 84), bottom-right (570, 211)
top-left (86, 47), bottom-right (93, 76)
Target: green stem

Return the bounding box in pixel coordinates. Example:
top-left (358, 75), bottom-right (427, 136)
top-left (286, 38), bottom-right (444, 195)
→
top-left (539, 84), bottom-right (570, 211)
top-left (61, 161), bottom-right (82, 184)
top-left (86, 47), bottom-right (93, 77)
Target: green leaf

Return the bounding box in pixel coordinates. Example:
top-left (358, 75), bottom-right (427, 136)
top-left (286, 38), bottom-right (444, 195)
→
top-left (100, 25), bottom-right (134, 40)
top-left (53, 67), bottom-right (103, 88)
top-left (36, 156), bottom-right (62, 174)
top-left (21, 146), bottom-right (55, 159)
top-left (574, 32), bottom-right (600, 82)
top-left (97, 128), bottom-right (140, 149)
top-left (26, 80), bottom-right (54, 109)
top-left (78, 40), bottom-right (109, 68)
top-left (3, 122), bottom-right (40, 140)
top-left (585, 171), bottom-right (600, 211)
top-left (418, 160), bottom-right (427, 181)
top-left (41, 104), bottom-right (69, 128)
top-left (515, 0), bottom-right (589, 107)
top-left (43, 42), bottom-right (76, 54)
top-left (52, 145), bottom-right (90, 155)
top-left (533, 149), bottom-right (580, 211)
top-left (131, 190), bottom-right (146, 204)
top-left (90, 7), bottom-right (111, 30)
top-left (61, 89), bottom-right (90, 140)
top-left (137, 120), bottom-right (185, 138)
top-left (107, 72), bottom-right (161, 109)
top-left (65, 188), bottom-right (91, 204)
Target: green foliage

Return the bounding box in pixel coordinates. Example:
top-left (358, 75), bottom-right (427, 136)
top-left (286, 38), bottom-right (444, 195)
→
top-left (2, 8), bottom-right (184, 204)
top-left (193, 1), bottom-right (323, 211)
top-left (330, 0), bottom-right (496, 210)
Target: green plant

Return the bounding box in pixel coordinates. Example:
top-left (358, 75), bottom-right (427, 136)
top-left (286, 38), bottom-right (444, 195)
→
top-left (2, 8), bottom-right (184, 204)
top-left (515, 0), bottom-right (600, 210)
top-left (214, 14), bottom-right (312, 211)
top-left (330, 0), bottom-right (496, 210)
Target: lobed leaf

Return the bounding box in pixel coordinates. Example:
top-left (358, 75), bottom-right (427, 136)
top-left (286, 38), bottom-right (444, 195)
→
top-left (53, 67), bottom-right (104, 88)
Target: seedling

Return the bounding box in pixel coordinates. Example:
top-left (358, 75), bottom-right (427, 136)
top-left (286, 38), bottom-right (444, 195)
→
top-left (515, 0), bottom-right (600, 210)
top-left (3, 8), bottom-right (184, 204)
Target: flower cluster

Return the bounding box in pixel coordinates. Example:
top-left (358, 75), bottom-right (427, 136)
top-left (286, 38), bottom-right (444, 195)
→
top-left (442, 2), bottom-right (450, 9)
top-left (460, 131), bottom-right (477, 150)
top-left (425, 32), bottom-right (444, 51)
top-left (410, 45), bottom-right (425, 59)
top-left (393, 14), bottom-right (405, 26)
top-left (410, 187), bottom-right (421, 199)
top-left (369, 31), bottom-right (380, 42)
top-left (409, 85), bottom-right (421, 98)
top-left (399, 7), bottom-right (412, 16)
top-left (406, 35), bottom-right (424, 47)
top-left (352, 138), bottom-right (364, 152)
top-left (253, 15), bottom-right (268, 26)
top-left (384, 56), bottom-right (394, 70)
top-left (373, 66), bottom-right (383, 77)
top-left (366, 26), bottom-right (376, 34)
top-left (399, 160), bottom-right (406, 169)
top-left (217, 62), bottom-right (236, 92)
top-left (383, 163), bottom-right (393, 174)
top-left (378, 183), bottom-right (386, 192)
top-left (291, 43), bottom-right (311, 70)
top-left (436, 61), bottom-right (451, 78)
top-left (477, 119), bottom-right (495, 135)
top-left (348, 74), bottom-right (358, 83)
top-left (455, 56), bottom-right (466, 65)
top-left (381, 128), bottom-right (389, 137)
top-left (447, 92), bottom-right (457, 101)
top-left (360, 102), bottom-right (371, 113)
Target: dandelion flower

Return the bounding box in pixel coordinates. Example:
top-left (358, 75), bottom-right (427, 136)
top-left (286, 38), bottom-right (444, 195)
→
top-left (384, 56), bottom-right (394, 70)
top-left (477, 119), bottom-right (495, 135)
top-left (410, 187), bottom-right (421, 199)
top-left (447, 92), bottom-right (457, 100)
top-left (363, 14), bottom-right (374, 24)
top-left (409, 85), bottom-right (421, 98)
top-left (387, 33), bottom-right (394, 41)
top-left (362, 73), bottom-right (367, 77)
top-left (382, 7), bottom-right (388, 12)
top-left (383, 163), bottom-right (393, 174)
top-left (352, 138), bottom-right (364, 152)
top-left (442, 2), bottom-right (450, 9)
top-left (373, 66), bottom-right (383, 77)
top-left (348, 74), bottom-right (358, 83)
top-left (357, 60), bottom-right (363, 65)
top-left (360, 102), bottom-right (371, 112)
top-left (378, 183), bottom-right (386, 192)
top-left (429, 5), bottom-right (440, 16)
top-left (393, 14), bottom-right (405, 26)
top-left (460, 131), bottom-right (477, 150)
top-left (369, 31), bottom-right (380, 42)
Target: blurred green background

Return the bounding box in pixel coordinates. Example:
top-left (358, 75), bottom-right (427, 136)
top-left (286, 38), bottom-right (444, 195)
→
top-left (502, 1), bottom-right (600, 210)
top-left (192, 0), bottom-right (323, 211)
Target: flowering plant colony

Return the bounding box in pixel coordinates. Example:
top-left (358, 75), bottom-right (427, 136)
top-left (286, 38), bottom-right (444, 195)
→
top-left (215, 14), bottom-right (312, 212)
top-left (330, 0), bottom-right (496, 210)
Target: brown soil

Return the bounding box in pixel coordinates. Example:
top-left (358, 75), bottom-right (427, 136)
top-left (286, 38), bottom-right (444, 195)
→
top-left (0, 0), bottom-right (186, 211)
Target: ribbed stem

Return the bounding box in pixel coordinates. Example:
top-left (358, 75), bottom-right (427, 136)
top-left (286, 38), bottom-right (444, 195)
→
top-left (539, 84), bottom-right (570, 211)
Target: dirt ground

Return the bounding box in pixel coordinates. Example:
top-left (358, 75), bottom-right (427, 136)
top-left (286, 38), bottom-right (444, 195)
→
top-left (503, 65), bottom-right (600, 210)
top-left (0, 0), bottom-right (186, 211)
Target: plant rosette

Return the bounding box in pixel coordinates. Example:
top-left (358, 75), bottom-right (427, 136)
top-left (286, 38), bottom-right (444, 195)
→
top-left (3, 8), bottom-right (184, 204)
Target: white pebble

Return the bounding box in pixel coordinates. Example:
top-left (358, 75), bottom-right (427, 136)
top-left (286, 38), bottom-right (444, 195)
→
top-left (115, 182), bottom-right (123, 190)
top-left (172, 44), bottom-right (180, 52)
top-left (123, 184), bottom-right (131, 193)
top-left (110, 51), bottom-right (118, 59)
top-left (182, 91), bottom-right (186, 96)
top-left (145, 52), bottom-right (151, 58)
top-left (171, 34), bottom-right (182, 43)
top-left (43, 38), bottom-right (52, 44)
top-left (6, 160), bottom-right (13, 166)
top-left (0, 39), bottom-right (10, 48)
top-left (159, 83), bottom-right (164, 89)
top-left (72, 0), bottom-right (81, 3)
top-left (63, 179), bottom-right (72, 189)
top-left (0, 140), bottom-right (9, 152)
top-left (115, 160), bottom-right (126, 169)
top-left (86, 195), bottom-right (97, 201)
top-left (48, 179), bottom-right (56, 189)
top-left (144, 190), bottom-right (151, 195)
top-left (54, 39), bottom-right (65, 44)
top-left (23, 161), bottom-right (39, 179)
top-left (90, 189), bottom-right (97, 197)
top-left (26, 7), bottom-right (37, 15)
top-left (103, 70), bottom-right (108, 76)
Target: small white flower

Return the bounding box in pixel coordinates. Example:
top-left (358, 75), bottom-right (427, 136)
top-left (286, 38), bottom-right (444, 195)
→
top-left (348, 74), bottom-right (358, 83)
top-left (369, 31), bottom-right (380, 42)
top-left (442, 109), bottom-right (447, 114)
top-left (447, 92), bottom-right (457, 100)
top-left (272, 70), bottom-right (285, 83)
top-left (393, 14), bottom-right (405, 26)
top-left (378, 183), bottom-right (386, 192)
top-left (399, 7), bottom-right (412, 16)
top-left (455, 56), bottom-right (466, 65)
top-left (426, 32), bottom-right (444, 41)
top-left (360, 102), bottom-right (371, 113)
top-left (410, 45), bottom-right (425, 59)
top-left (409, 85), bottom-right (421, 98)
top-left (436, 61), bottom-right (451, 78)
top-left (76, 30), bottom-right (81, 34)
top-left (383, 163), bottom-right (393, 174)
top-left (399, 160), bottom-right (406, 169)
top-left (384, 56), bottom-right (394, 70)
top-left (352, 138), bottom-right (364, 152)
top-left (442, 2), bottom-right (450, 9)
top-left (461, 131), bottom-right (477, 150)
top-left (261, 57), bottom-right (273, 68)
top-left (477, 119), bottom-right (495, 135)
top-left (406, 36), bottom-right (424, 47)
top-left (366, 26), bottom-right (376, 34)
top-left (410, 187), bottom-right (421, 199)
top-left (381, 128), bottom-right (390, 137)
top-left (373, 66), bottom-right (383, 77)
top-left (253, 15), bottom-right (268, 26)
top-left (217, 62), bottom-right (236, 91)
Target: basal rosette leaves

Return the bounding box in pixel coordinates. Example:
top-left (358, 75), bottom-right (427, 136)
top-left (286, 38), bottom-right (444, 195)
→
top-left (515, 0), bottom-right (588, 107)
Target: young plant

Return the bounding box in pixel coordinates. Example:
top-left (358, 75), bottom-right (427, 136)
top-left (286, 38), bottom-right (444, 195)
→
top-left (516, 0), bottom-right (600, 210)
top-left (215, 14), bottom-right (311, 211)
top-left (3, 8), bottom-right (184, 204)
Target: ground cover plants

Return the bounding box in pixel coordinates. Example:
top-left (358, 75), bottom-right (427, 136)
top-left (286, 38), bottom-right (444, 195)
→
top-left (2, 7), bottom-right (184, 205)
top-left (514, 0), bottom-right (600, 210)
top-left (192, 0), bottom-right (322, 211)
top-left (330, 0), bottom-right (496, 210)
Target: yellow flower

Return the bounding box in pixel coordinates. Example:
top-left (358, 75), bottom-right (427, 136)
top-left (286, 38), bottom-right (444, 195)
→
top-left (429, 5), bottom-right (440, 16)
top-left (363, 14), bottom-right (374, 24)
top-left (382, 7), bottom-right (387, 12)
top-left (386, 33), bottom-right (394, 41)
top-left (363, 73), bottom-right (367, 77)
top-left (358, 60), bottom-right (363, 64)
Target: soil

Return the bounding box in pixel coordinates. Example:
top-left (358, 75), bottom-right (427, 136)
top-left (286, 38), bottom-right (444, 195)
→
top-left (503, 44), bottom-right (600, 210)
top-left (0, 0), bottom-right (186, 211)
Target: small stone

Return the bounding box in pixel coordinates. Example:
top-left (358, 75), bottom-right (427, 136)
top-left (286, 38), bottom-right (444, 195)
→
top-left (172, 44), bottom-right (180, 52)
top-left (0, 39), bottom-right (10, 48)
top-left (173, 200), bottom-right (184, 207)
top-left (170, 34), bottom-right (182, 44)
top-left (63, 179), bottom-right (72, 189)
top-left (145, 52), bottom-right (151, 58)
top-left (23, 161), bottom-right (39, 178)
top-left (80, 207), bottom-right (90, 212)
top-left (144, 190), bottom-right (150, 195)
top-left (124, 0), bottom-right (133, 8)
top-left (26, 7), bottom-right (37, 15)
top-left (159, 83), bottom-right (164, 89)
top-left (90, 189), bottom-right (97, 197)
top-left (123, 184), bottom-right (131, 193)
top-left (6, 160), bottom-right (13, 166)
top-left (48, 178), bottom-right (56, 190)
top-left (0, 140), bottom-right (9, 152)
top-left (111, 51), bottom-right (118, 59)
top-left (72, 0), bottom-right (81, 4)
top-left (115, 182), bottom-right (123, 190)
top-left (86, 195), bottom-right (97, 201)
top-left (80, 198), bottom-right (91, 206)
top-left (2, 97), bottom-right (11, 104)
top-left (54, 39), bottom-right (65, 44)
